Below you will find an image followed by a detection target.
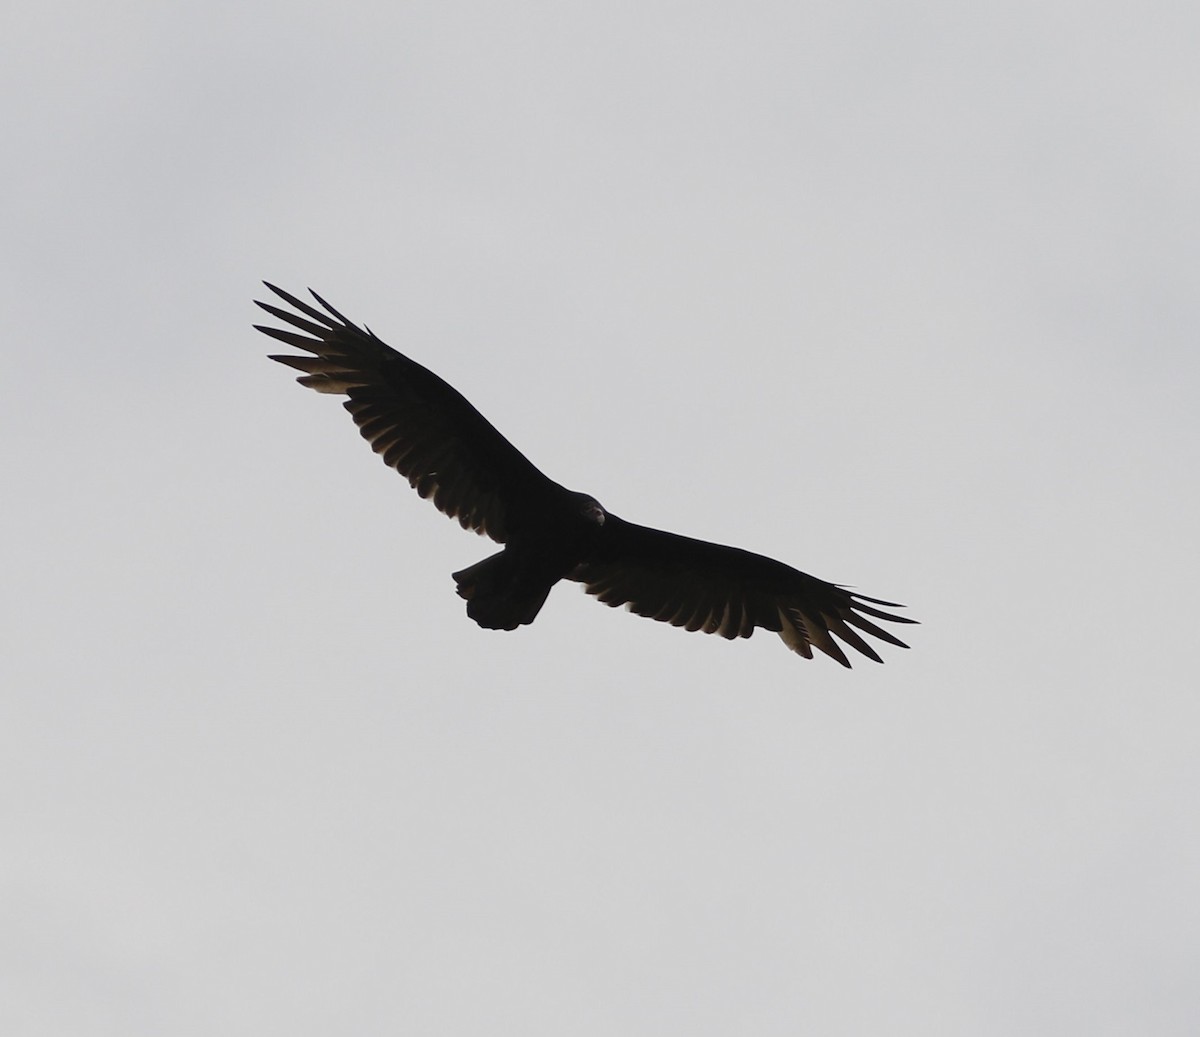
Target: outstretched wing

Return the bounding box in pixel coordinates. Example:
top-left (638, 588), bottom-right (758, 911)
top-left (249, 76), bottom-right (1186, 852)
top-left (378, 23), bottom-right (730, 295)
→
top-left (255, 283), bottom-right (560, 543)
top-left (572, 515), bottom-right (916, 666)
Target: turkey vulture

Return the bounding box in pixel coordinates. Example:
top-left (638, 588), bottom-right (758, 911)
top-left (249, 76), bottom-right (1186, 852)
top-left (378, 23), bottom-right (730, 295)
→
top-left (255, 283), bottom-right (915, 666)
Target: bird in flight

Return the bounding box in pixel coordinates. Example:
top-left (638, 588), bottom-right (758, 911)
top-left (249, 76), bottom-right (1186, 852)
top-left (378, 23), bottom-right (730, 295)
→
top-left (255, 284), bottom-right (915, 666)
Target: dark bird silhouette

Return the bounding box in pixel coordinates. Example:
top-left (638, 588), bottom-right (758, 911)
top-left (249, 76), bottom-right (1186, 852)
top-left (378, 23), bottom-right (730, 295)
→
top-left (255, 284), bottom-right (916, 666)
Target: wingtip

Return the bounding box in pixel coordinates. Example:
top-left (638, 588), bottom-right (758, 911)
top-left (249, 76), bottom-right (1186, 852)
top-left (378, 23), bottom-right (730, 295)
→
top-left (307, 287), bottom-right (352, 325)
top-left (255, 283), bottom-right (286, 315)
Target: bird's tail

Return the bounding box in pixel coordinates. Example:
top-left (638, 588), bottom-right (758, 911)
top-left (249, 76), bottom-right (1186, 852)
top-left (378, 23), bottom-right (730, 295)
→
top-left (452, 551), bottom-right (552, 631)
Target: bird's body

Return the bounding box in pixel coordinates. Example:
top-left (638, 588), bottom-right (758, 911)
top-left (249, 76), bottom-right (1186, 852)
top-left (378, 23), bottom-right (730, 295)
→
top-left (452, 491), bottom-right (607, 631)
top-left (255, 284), bottom-right (915, 666)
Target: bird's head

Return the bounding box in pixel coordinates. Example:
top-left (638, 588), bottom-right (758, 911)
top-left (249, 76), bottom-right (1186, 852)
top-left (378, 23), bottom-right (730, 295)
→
top-left (573, 492), bottom-right (606, 526)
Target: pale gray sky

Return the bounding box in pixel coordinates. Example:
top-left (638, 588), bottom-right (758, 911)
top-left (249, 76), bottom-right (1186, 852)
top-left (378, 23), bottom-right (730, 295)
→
top-left (3, 1), bottom-right (1198, 1033)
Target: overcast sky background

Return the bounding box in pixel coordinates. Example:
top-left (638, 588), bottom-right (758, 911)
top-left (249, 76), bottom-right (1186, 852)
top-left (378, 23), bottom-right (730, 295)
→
top-left (3, 1), bottom-right (1198, 1033)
